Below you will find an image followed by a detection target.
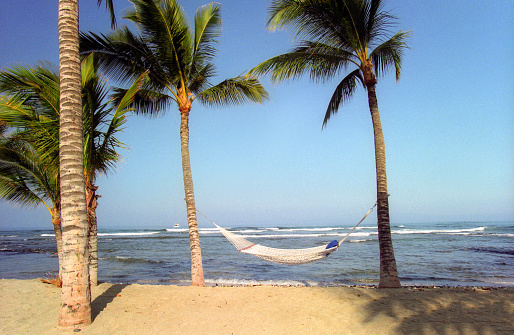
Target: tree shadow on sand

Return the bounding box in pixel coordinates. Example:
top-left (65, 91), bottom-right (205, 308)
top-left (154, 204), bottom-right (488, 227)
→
top-left (361, 287), bottom-right (514, 334)
top-left (91, 283), bottom-right (128, 321)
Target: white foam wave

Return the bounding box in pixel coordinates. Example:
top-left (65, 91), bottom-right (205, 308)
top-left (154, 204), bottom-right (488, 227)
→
top-left (98, 232), bottom-right (160, 237)
top-left (278, 227), bottom-right (342, 232)
top-left (239, 232), bottom-right (372, 239)
top-left (393, 227), bottom-right (486, 235)
top-left (43, 232), bottom-right (160, 237)
top-left (165, 228), bottom-right (189, 233)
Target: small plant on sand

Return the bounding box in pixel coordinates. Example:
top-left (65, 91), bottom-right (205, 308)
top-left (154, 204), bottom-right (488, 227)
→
top-left (40, 272), bottom-right (62, 287)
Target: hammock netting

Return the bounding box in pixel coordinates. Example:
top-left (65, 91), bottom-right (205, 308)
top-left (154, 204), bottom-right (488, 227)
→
top-left (190, 201), bottom-right (377, 265)
top-left (212, 223), bottom-right (339, 265)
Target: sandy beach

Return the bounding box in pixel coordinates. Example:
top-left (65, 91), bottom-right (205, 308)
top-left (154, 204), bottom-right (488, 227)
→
top-left (0, 279), bottom-right (512, 335)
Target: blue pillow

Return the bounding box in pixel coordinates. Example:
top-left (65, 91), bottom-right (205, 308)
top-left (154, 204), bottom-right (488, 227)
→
top-left (326, 240), bottom-right (339, 249)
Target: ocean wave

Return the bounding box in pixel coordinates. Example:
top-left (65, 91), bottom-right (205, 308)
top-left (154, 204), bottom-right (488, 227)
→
top-left (469, 247), bottom-right (514, 256)
top-left (165, 228), bottom-right (189, 233)
top-left (99, 232), bottom-right (160, 237)
top-left (40, 232), bottom-right (162, 237)
top-left (392, 227), bottom-right (487, 235)
top-left (104, 256), bottom-right (163, 264)
top-left (275, 227), bottom-right (344, 232)
top-left (238, 232), bottom-right (373, 239)
top-left (347, 239), bottom-right (371, 243)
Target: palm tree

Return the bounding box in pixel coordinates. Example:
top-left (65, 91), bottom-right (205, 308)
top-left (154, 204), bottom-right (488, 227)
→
top-left (80, 0), bottom-right (269, 286)
top-left (0, 58), bottom-right (139, 286)
top-left (0, 132), bottom-right (63, 271)
top-left (57, 0), bottom-right (117, 327)
top-left (58, 0), bottom-right (92, 325)
top-left (0, 63), bottom-right (64, 275)
top-left (250, 0), bottom-right (410, 288)
top-left (80, 54), bottom-right (142, 285)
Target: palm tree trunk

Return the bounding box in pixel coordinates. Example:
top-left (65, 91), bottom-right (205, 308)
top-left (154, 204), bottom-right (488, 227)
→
top-left (51, 208), bottom-right (63, 278)
top-left (86, 183), bottom-right (99, 286)
top-left (180, 110), bottom-right (205, 287)
top-left (57, 0), bottom-right (92, 328)
top-left (367, 84), bottom-right (401, 288)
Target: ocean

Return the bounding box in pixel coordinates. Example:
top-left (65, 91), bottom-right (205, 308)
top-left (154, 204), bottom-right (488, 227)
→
top-left (1, 221), bottom-right (512, 287)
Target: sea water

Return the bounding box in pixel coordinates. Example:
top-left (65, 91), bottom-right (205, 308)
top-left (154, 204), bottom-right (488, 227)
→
top-left (0, 221), bottom-right (512, 287)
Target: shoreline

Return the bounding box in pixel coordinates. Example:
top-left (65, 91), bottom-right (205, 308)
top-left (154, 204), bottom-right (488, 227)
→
top-left (1, 279), bottom-right (513, 334)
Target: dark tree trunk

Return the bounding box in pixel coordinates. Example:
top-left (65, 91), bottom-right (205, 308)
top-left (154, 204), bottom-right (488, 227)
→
top-left (180, 109), bottom-right (205, 287)
top-left (86, 183), bottom-right (99, 286)
top-left (367, 84), bottom-right (401, 288)
top-left (51, 209), bottom-right (63, 278)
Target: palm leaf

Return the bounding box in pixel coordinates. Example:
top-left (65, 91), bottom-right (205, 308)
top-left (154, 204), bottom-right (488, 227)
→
top-left (0, 139), bottom-right (57, 209)
top-left (97, 0), bottom-right (117, 28)
top-left (323, 69), bottom-right (364, 127)
top-left (250, 41), bottom-right (355, 84)
top-left (193, 3), bottom-right (222, 65)
top-left (126, 0), bottom-right (192, 89)
top-left (370, 30), bottom-right (411, 80)
top-left (110, 86), bottom-right (172, 117)
top-left (199, 76), bottom-right (269, 107)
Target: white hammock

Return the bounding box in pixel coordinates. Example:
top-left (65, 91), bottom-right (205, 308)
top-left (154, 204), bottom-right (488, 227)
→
top-left (212, 222), bottom-right (340, 264)
top-left (192, 202), bottom-right (377, 265)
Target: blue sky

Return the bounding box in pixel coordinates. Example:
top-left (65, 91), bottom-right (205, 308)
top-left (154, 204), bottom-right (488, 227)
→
top-left (0, 0), bottom-right (512, 230)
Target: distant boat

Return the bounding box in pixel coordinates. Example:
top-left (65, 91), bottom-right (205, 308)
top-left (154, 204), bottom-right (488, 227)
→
top-left (173, 223), bottom-right (180, 228)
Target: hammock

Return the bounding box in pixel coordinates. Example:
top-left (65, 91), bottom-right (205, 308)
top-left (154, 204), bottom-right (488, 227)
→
top-left (191, 202), bottom-right (377, 265)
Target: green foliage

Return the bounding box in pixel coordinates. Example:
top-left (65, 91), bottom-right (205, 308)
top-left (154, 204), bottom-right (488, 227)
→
top-left (80, 0), bottom-right (268, 114)
top-left (251, 0), bottom-right (410, 127)
top-left (0, 134), bottom-right (57, 210)
top-left (0, 56), bottom-right (139, 212)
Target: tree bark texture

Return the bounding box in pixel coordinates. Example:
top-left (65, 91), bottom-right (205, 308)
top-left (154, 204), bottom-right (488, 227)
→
top-left (86, 183), bottom-right (99, 286)
top-left (367, 84), bottom-right (401, 288)
top-left (180, 111), bottom-right (205, 287)
top-left (57, 0), bottom-right (92, 328)
top-left (51, 209), bottom-right (63, 278)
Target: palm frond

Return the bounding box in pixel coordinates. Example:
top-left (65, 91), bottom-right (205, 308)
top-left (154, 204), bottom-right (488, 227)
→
top-left (80, 29), bottom-right (169, 90)
top-left (323, 69), bottom-right (364, 127)
top-left (110, 86), bottom-right (172, 117)
top-left (193, 3), bottom-right (222, 65)
top-left (370, 30), bottom-right (411, 80)
top-left (250, 41), bottom-right (356, 84)
top-left (126, 0), bottom-right (192, 87)
top-left (0, 139), bottom-right (57, 208)
top-left (268, 0), bottom-right (349, 46)
top-left (188, 63), bottom-right (216, 94)
top-left (0, 64), bottom-right (60, 117)
top-left (198, 75), bottom-right (269, 107)
top-left (97, 0), bottom-right (117, 28)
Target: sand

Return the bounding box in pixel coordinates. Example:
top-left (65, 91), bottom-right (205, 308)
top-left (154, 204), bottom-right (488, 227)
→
top-left (1, 279), bottom-right (513, 335)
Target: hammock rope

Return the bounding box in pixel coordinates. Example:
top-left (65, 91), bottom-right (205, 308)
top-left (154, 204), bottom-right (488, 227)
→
top-left (187, 201), bottom-right (377, 265)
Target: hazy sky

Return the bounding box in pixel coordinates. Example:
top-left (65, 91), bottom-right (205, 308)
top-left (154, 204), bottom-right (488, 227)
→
top-left (0, 0), bottom-right (512, 230)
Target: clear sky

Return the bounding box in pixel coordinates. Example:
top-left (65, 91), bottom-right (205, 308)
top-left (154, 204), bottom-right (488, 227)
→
top-left (0, 0), bottom-right (512, 230)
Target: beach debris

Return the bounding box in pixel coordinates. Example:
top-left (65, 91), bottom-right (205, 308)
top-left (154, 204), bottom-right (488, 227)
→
top-left (40, 272), bottom-right (62, 287)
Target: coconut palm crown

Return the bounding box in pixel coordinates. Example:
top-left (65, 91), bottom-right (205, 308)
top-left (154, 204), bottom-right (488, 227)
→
top-left (80, 0), bottom-right (269, 286)
top-left (250, 0), bottom-right (410, 288)
top-left (252, 0), bottom-right (410, 125)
